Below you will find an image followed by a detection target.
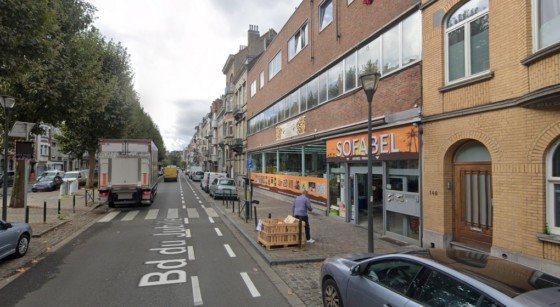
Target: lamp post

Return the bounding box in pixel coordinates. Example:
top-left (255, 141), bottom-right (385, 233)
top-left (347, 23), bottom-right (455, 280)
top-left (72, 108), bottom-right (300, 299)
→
top-left (360, 72), bottom-right (380, 253)
top-left (1, 95), bottom-right (15, 221)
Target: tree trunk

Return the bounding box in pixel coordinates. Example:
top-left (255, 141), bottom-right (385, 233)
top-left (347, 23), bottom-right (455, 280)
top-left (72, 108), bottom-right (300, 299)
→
top-left (86, 149), bottom-right (97, 189)
top-left (9, 160), bottom-right (26, 208)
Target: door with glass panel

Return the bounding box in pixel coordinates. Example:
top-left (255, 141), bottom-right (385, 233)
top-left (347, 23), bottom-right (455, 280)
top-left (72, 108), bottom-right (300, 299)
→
top-left (453, 163), bottom-right (492, 251)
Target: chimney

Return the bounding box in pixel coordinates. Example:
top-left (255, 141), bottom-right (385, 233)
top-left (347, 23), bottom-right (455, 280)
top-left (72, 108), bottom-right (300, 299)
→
top-left (248, 24), bottom-right (260, 47)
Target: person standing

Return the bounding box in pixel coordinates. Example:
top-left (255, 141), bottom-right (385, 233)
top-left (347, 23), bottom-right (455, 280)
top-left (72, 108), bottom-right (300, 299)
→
top-left (292, 189), bottom-right (314, 243)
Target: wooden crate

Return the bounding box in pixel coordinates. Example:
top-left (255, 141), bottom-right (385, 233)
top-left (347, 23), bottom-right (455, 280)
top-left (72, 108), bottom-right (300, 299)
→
top-left (257, 218), bottom-right (306, 249)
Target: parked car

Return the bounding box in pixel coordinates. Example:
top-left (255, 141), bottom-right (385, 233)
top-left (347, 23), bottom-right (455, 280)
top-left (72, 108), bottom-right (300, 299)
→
top-left (209, 178), bottom-right (238, 200)
top-left (191, 171), bottom-right (204, 182)
top-left (201, 172), bottom-right (227, 193)
top-left (0, 171), bottom-right (15, 187)
top-left (62, 170), bottom-right (87, 187)
top-left (36, 170), bottom-right (65, 181)
top-left (320, 248), bottom-right (560, 307)
top-left (0, 219), bottom-right (32, 261)
top-left (32, 173), bottom-right (64, 192)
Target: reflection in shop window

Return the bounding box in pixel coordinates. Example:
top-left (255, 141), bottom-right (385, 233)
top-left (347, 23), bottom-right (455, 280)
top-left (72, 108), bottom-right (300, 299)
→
top-left (387, 211), bottom-right (420, 240)
top-left (387, 160), bottom-right (419, 193)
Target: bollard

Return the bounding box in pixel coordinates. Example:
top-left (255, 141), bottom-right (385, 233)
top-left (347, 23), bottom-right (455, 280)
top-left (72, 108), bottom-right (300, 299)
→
top-left (298, 218), bottom-right (303, 248)
top-left (43, 201), bottom-right (47, 224)
top-left (253, 206), bottom-right (258, 229)
top-left (25, 206), bottom-right (29, 223)
top-left (58, 199), bottom-right (61, 215)
top-left (73, 195), bottom-right (76, 213)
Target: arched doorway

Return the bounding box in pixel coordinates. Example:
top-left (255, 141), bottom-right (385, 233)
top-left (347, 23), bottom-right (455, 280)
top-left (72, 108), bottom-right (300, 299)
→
top-left (453, 140), bottom-right (492, 251)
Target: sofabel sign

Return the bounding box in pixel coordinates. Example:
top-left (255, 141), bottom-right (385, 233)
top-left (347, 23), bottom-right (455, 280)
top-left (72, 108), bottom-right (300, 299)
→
top-left (326, 124), bottom-right (419, 162)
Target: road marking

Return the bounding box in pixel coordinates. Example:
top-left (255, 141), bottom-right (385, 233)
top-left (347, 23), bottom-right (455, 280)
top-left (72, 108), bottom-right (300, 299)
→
top-left (240, 272), bottom-right (261, 297)
top-left (208, 217), bottom-right (214, 223)
top-left (188, 245), bottom-right (195, 260)
top-left (182, 205), bottom-right (186, 209)
top-left (214, 228), bottom-right (223, 236)
top-left (145, 209), bottom-right (159, 220)
top-left (187, 208), bottom-right (199, 218)
top-left (182, 200), bottom-right (185, 204)
top-left (205, 208), bottom-right (218, 217)
top-left (184, 218), bottom-right (189, 224)
top-left (198, 200), bottom-right (202, 204)
top-left (224, 244), bottom-right (236, 257)
top-left (191, 276), bottom-right (203, 305)
top-left (122, 210), bottom-right (139, 221)
top-left (98, 211), bottom-right (120, 223)
top-left (167, 208), bottom-right (179, 219)
top-left (185, 229), bottom-right (191, 238)
top-left (201, 204), bottom-right (205, 208)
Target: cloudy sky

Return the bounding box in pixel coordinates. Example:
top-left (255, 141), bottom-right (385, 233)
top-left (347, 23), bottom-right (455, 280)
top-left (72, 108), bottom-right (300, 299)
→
top-left (88, 0), bottom-right (302, 152)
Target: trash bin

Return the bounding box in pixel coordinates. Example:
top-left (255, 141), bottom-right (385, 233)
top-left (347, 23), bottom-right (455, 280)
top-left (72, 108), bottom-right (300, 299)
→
top-left (59, 181), bottom-right (69, 196)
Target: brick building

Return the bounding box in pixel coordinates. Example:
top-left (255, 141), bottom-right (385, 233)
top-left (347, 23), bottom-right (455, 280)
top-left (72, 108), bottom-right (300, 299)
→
top-left (421, 0), bottom-right (560, 274)
top-left (246, 0), bottom-right (423, 244)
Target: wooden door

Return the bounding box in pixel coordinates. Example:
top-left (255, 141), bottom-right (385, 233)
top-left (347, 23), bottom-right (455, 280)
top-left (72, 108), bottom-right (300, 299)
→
top-left (453, 163), bottom-right (492, 251)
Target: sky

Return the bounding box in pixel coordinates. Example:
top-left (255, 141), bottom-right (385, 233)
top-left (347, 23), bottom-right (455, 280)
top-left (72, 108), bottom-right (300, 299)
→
top-left (88, 0), bottom-right (302, 152)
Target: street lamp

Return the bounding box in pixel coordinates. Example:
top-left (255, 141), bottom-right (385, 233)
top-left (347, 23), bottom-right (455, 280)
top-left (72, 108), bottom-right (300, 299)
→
top-left (360, 72), bottom-right (380, 253)
top-left (1, 95), bottom-right (15, 221)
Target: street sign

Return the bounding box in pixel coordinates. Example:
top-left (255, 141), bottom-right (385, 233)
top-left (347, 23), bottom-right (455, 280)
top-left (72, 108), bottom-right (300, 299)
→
top-left (15, 140), bottom-right (34, 160)
top-left (246, 159), bottom-right (254, 170)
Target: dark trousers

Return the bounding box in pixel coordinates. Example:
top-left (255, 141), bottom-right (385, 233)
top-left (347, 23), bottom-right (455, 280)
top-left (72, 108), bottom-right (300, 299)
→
top-left (294, 215), bottom-right (310, 240)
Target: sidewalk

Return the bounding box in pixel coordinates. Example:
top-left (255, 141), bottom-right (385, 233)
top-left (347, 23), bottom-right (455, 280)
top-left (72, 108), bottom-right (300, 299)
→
top-left (204, 184), bottom-right (421, 265)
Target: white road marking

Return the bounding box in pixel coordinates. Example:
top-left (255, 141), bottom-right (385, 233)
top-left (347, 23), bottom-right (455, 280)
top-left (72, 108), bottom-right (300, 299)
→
top-left (187, 208), bottom-right (200, 218)
top-left (205, 208), bottom-right (218, 217)
top-left (182, 205), bottom-right (186, 209)
top-left (201, 205), bottom-right (206, 208)
top-left (98, 211), bottom-right (120, 223)
top-left (191, 276), bottom-right (203, 305)
top-left (182, 200), bottom-right (185, 204)
top-left (188, 246), bottom-right (195, 260)
top-left (167, 208), bottom-right (179, 219)
top-left (185, 229), bottom-right (191, 238)
top-left (208, 217), bottom-right (214, 224)
top-left (214, 228), bottom-right (223, 236)
top-left (121, 210), bottom-right (139, 221)
top-left (240, 272), bottom-right (261, 297)
top-left (184, 218), bottom-right (189, 224)
top-left (145, 209), bottom-right (159, 220)
top-left (224, 244), bottom-right (236, 257)
top-left (198, 200), bottom-right (202, 204)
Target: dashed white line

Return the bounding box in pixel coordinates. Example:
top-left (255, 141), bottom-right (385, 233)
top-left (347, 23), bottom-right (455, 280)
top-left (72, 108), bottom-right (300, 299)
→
top-left (188, 245), bottom-right (195, 260)
top-left (198, 200), bottom-right (202, 204)
top-left (214, 228), bottom-right (223, 236)
top-left (185, 229), bottom-right (191, 238)
top-left (121, 210), bottom-right (139, 221)
top-left (145, 209), bottom-right (159, 220)
top-left (224, 244), bottom-right (236, 257)
top-left (208, 217), bottom-right (215, 223)
top-left (184, 218), bottom-right (189, 224)
top-left (182, 205), bottom-right (186, 209)
top-left (191, 276), bottom-right (203, 305)
top-left (98, 211), bottom-right (120, 223)
top-left (240, 272), bottom-right (261, 297)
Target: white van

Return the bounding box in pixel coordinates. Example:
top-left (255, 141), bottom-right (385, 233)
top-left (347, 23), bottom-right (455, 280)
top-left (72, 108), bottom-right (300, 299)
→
top-left (201, 172), bottom-right (227, 193)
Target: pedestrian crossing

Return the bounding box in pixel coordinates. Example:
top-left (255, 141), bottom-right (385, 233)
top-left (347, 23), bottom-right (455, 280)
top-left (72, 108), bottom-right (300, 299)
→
top-left (97, 208), bottom-right (209, 223)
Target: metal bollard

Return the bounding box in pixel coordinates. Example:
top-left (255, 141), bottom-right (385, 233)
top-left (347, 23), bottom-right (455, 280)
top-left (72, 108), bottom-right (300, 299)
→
top-left (268, 213), bottom-right (271, 219)
top-left (253, 206), bottom-right (258, 229)
top-left (25, 206), bottom-right (29, 223)
top-left (73, 195), bottom-right (76, 213)
top-left (43, 201), bottom-right (47, 224)
top-left (298, 218), bottom-right (303, 248)
top-left (58, 199), bottom-right (61, 215)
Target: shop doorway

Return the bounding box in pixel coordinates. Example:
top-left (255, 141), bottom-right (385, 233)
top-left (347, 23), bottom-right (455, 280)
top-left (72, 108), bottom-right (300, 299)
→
top-left (349, 173), bottom-right (383, 228)
top-left (452, 141), bottom-right (493, 251)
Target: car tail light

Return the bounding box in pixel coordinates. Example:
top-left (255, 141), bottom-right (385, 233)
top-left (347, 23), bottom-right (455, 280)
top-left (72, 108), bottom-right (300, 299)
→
top-left (143, 190), bottom-right (151, 196)
top-left (99, 191), bottom-right (109, 197)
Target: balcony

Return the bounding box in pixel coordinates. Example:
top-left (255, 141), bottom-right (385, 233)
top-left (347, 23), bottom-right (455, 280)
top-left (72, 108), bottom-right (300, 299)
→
top-left (230, 138), bottom-right (243, 154)
top-left (233, 105), bottom-right (243, 121)
top-left (224, 85), bottom-right (234, 95)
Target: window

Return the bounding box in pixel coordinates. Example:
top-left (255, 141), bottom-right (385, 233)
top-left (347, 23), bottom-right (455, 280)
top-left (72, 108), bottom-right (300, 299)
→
top-left (318, 72), bottom-right (328, 103)
top-left (358, 38), bottom-right (381, 77)
top-left (320, 0), bottom-right (333, 31)
top-left (40, 145), bottom-right (49, 156)
top-left (327, 62), bottom-right (343, 99)
top-left (307, 77), bottom-right (319, 109)
top-left (259, 70), bottom-right (264, 88)
top-left (382, 25), bottom-right (400, 75)
top-left (268, 51), bottom-right (282, 80)
top-left (445, 0), bottom-right (489, 83)
top-left (414, 270), bottom-right (494, 306)
top-left (288, 23), bottom-right (308, 60)
top-left (250, 80), bottom-right (256, 97)
top-left (547, 139), bottom-right (560, 235)
top-left (365, 259), bottom-right (422, 294)
top-left (344, 53), bottom-right (357, 92)
top-left (534, 0), bottom-right (560, 50)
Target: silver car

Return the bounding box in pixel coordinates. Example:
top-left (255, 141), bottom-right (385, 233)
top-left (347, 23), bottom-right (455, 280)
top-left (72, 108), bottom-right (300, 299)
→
top-left (320, 248), bottom-right (560, 307)
top-left (209, 178), bottom-right (238, 200)
top-left (0, 219), bottom-right (32, 261)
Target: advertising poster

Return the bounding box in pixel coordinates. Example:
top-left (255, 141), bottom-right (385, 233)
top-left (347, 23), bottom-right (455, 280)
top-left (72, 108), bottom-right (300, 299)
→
top-left (250, 172), bottom-right (327, 206)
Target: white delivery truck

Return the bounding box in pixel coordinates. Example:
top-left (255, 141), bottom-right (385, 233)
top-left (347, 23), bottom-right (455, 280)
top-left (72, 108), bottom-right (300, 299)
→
top-left (98, 139), bottom-right (159, 208)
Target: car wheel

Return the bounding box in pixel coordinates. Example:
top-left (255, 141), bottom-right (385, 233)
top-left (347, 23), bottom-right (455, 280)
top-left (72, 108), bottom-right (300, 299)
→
top-left (323, 278), bottom-right (344, 307)
top-left (14, 234), bottom-right (30, 258)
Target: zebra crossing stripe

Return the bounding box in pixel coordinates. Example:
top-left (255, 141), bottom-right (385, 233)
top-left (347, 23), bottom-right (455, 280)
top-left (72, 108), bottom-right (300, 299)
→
top-left (121, 210), bottom-right (139, 221)
top-left (167, 208), bottom-right (179, 219)
top-left (98, 211), bottom-right (120, 223)
top-left (145, 209), bottom-right (159, 220)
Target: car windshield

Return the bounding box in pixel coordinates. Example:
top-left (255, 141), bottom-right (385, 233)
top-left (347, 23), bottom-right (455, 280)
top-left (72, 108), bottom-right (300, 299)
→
top-left (219, 179), bottom-right (234, 185)
top-left (38, 175), bottom-right (56, 182)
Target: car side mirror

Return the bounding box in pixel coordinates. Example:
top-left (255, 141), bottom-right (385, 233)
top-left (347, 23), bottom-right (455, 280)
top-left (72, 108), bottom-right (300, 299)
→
top-left (3, 222), bottom-right (13, 229)
top-left (350, 264), bottom-right (362, 276)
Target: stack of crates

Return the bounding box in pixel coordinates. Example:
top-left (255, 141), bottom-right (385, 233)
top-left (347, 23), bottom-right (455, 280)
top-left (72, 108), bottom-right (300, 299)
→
top-left (257, 218), bottom-right (305, 249)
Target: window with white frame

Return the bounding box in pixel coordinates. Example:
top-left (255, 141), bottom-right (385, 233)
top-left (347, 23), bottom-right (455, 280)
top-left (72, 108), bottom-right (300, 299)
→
top-left (250, 80), bottom-right (257, 97)
top-left (288, 23), bottom-right (308, 61)
top-left (259, 70), bottom-right (264, 88)
top-left (268, 51), bottom-right (282, 80)
top-left (40, 144), bottom-right (49, 156)
top-left (547, 139), bottom-right (560, 235)
top-left (320, 0), bottom-right (333, 31)
top-left (534, 0), bottom-right (560, 51)
top-left (445, 0), bottom-right (489, 84)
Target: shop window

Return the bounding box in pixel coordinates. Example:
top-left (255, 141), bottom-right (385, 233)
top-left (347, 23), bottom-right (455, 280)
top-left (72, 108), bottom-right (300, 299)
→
top-left (387, 160), bottom-right (419, 193)
top-left (534, 0), bottom-right (560, 50)
top-left (547, 139), bottom-right (560, 235)
top-left (445, 0), bottom-right (489, 83)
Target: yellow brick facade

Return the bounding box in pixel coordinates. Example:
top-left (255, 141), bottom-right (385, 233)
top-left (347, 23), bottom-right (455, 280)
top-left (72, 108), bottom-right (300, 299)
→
top-left (421, 0), bottom-right (560, 272)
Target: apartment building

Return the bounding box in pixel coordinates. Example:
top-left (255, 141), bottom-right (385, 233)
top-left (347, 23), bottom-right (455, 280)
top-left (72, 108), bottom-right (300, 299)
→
top-left (421, 0), bottom-right (560, 274)
top-left (246, 0), bottom-right (422, 244)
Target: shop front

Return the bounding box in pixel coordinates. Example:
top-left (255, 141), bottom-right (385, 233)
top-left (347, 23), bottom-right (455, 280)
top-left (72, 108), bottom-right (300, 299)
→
top-left (326, 123), bottom-right (421, 244)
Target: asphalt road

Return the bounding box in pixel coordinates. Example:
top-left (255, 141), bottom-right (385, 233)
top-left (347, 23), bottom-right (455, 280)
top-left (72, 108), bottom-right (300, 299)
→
top-left (0, 177), bottom-right (289, 306)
